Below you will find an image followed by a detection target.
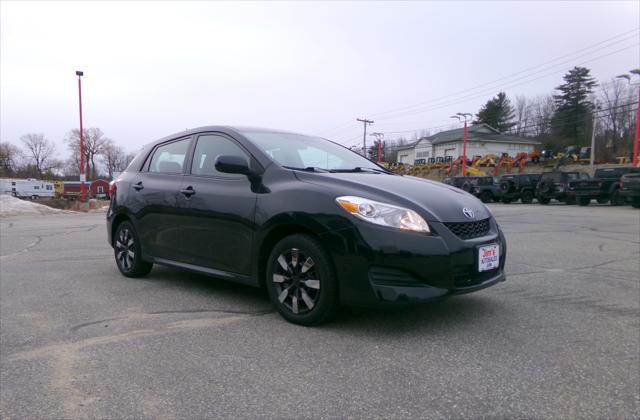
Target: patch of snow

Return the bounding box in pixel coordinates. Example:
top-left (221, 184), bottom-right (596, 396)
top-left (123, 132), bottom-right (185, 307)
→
top-left (0, 195), bottom-right (74, 217)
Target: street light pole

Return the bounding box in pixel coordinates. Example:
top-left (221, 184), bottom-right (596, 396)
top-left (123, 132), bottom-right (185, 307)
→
top-left (617, 69), bottom-right (640, 166)
top-left (452, 113), bottom-right (472, 176)
top-left (631, 69), bottom-right (640, 167)
top-left (76, 70), bottom-right (87, 202)
top-left (589, 102), bottom-right (600, 167)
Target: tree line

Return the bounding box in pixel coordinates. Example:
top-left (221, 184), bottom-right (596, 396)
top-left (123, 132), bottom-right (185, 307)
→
top-left (374, 66), bottom-right (638, 163)
top-left (0, 129), bottom-right (134, 180)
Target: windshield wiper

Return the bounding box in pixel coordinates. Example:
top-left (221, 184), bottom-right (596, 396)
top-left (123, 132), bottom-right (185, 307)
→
top-left (283, 166), bottom-right (330, 173)
top-left (330, 167), bottom-right (392, 174)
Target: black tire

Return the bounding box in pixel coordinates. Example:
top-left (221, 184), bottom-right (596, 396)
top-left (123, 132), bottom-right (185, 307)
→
top-left (480, 191), bottom-right (493, 203)
top-left (538, 181), bottom-right (554, 195)
top-left (566, 196), bottom-right (576, 205)
top-left (501, 197), bottom-right (512, 204)
top-left (266, 234), bottom-right (338, 326)
top-left (500, 180), bottom-right (514, 194)
top-left (537, 196), bottom-right (551, 205)
top-left (113, 221), bottom-right (153, 278)
top-left (521, 190), bottom-right (534, 204)
top-left (578, 197), bottom-right (590, 206)
top-left (632, 198), bottom-right (640, 209)
top-left (610, 189), bottom-right (622, 206)
top-left (596, 198), bottom-right (609, 204)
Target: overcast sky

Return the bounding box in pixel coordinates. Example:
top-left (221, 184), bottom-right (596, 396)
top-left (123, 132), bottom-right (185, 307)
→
top-left (1, 1), bottom-right (638, 158)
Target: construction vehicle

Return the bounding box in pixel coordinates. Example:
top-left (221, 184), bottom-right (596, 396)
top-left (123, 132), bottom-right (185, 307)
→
top-left (491, 153), bottom-right (515, 177)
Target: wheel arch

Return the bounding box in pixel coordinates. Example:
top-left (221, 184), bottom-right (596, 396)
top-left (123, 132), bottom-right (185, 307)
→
top-left (256, 216), bottom-right (339, 290)
top-left (110, 212), bottom-right (132, 246)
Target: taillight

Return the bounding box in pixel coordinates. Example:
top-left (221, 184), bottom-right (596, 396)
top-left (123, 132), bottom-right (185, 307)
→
top-left (109, 180), bottom-right (117, 197)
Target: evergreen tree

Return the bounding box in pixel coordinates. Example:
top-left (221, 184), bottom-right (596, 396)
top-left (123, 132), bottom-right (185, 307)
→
top-left (474, 92), bottom-right (516, 132)
top-left (551, 66), bottom-right (598, 147)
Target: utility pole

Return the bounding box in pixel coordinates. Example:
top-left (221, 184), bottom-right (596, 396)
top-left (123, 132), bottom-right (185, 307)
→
top-left (357, 118), bottom-right (374, 158)
top-left (76, 70), bottom-right (87, 202)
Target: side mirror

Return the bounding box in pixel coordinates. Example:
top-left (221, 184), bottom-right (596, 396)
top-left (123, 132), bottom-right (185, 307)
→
top-left (215, 155), bottom-right (255, 176)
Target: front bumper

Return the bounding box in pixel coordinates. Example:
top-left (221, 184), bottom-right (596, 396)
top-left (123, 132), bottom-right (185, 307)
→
top-left (320, 217), bottom-right (507, 307)
top-left (619, 188), bottom-right (640, 198)
top-left (567, 189), bottom-right (602, 198)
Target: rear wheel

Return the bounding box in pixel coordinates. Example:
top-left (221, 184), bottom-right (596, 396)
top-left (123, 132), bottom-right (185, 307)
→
top-left (578, 197), bottom-right (590, 206)
top-left (266, 234), bottom-right (338, 326)
top-left (113, 221), bottom-right (153, 278)
top-left (521, 190), bottom-right (534, 204)
top-left (632, 198), bottom-right (640, 208)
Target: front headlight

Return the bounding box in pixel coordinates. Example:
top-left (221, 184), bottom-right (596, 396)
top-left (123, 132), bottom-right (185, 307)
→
top-left (335, 196), bottom-right (430, 233)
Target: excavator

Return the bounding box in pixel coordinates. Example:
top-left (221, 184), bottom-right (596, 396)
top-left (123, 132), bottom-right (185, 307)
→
top-left (491, 153), bottom-right (515, 177)
top-left (508, 151), bottom-right (541, 173)
top-left (446, 155), bottom-right (485, 176)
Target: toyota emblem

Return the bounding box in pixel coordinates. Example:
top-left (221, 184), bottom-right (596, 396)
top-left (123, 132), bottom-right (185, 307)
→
top-left (462, 207), bottom-right (475, 219)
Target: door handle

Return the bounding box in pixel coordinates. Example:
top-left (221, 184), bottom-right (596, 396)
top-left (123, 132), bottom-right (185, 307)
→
top-left (133, 182), bottom-right (144, 191)
top-left (180, 186), bottom-right (196, 197)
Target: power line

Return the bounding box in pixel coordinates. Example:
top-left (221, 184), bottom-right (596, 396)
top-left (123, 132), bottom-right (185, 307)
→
top-left (316, 28), bottom-right (639, 134)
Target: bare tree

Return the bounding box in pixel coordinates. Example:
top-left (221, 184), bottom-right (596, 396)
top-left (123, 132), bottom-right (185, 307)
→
top-left (598, 79), bottom-right (635, 158)
top-left (514, 95), bottom-right (530, 136)
top-left (65, 128), bottom-right (110, 180)
top-left (529, 95), bottom-right (556, 139)
top-left (100, 140), bottom-right (129, 179)
top-left (20, 133), bottom-right (59, 176)
top-left (0, 142), bottom-right (22, 176)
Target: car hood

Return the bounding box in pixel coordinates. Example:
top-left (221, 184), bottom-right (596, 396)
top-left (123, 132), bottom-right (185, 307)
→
top-left (294, 172), bottom-right (491, 223)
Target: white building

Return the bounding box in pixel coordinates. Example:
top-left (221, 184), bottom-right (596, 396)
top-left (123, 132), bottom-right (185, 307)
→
top-left (395, 124), bottom-right (540, 164)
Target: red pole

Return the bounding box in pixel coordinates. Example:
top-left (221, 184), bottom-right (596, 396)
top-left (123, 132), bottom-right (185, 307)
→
top-left (633, 88), bottom-right (640, 166)
top-left (77, 73), bottom-right (86, 201)
top-left (462, 119), bottom-right (468, 176)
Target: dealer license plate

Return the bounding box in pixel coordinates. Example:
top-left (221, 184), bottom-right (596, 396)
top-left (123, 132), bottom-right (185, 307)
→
top-left (478, 244), bottom-right (500, 272)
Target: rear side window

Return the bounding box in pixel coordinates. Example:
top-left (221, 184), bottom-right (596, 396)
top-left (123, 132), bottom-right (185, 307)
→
top-left (148, 138), bottom-right (191, 174)
top-left (191, 134), bottom-right (248, 177)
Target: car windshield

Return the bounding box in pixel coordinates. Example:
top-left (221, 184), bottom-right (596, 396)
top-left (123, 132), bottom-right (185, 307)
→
top-left (240, 130), bottom-right (384, 172)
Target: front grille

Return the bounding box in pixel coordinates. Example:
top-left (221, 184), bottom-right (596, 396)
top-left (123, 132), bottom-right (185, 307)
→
top-left (444, 218), bottom-right (491, 239)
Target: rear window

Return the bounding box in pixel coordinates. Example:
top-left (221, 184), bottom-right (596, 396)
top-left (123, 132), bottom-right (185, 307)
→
top-left (148, 138), bottom-right (191, 174)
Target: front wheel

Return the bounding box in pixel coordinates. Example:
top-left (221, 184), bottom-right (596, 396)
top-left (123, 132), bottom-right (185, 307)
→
top-left (480, 191), bottom-right (493, 203)
top-left (610, 190), bottom-right (622, 206)
top-left (266, 234), bottom-right (338, 326)
top-left (537, 196), bottom-right (551, 205)
top-left (113, 221), bottom-right (153, 278)
top-left (578, 197), bottom-right (590, 206)
top-left (521, 190), bottom-right (534, 204)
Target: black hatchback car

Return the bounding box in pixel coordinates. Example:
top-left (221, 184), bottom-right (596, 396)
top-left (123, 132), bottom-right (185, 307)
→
top-left (107, 127), bottom-right (507, 325)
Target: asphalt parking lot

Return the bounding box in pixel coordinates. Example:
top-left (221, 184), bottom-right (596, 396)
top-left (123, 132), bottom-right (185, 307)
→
top-left (1, 204), bottom-right (638, 419)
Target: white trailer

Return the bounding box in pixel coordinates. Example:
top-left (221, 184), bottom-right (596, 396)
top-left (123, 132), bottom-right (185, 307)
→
top-left (0, 178), bottom-right (55, 199)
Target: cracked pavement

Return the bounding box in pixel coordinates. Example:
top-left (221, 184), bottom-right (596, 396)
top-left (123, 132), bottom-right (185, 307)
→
top-left (1, 204), bottom-right (639, 418)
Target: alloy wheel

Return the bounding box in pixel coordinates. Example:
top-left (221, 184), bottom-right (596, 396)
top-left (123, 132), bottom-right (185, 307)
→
top-left (115, 228), bottom-right (136, 271)
top-left (272, 248), bottom-right (321, 315)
